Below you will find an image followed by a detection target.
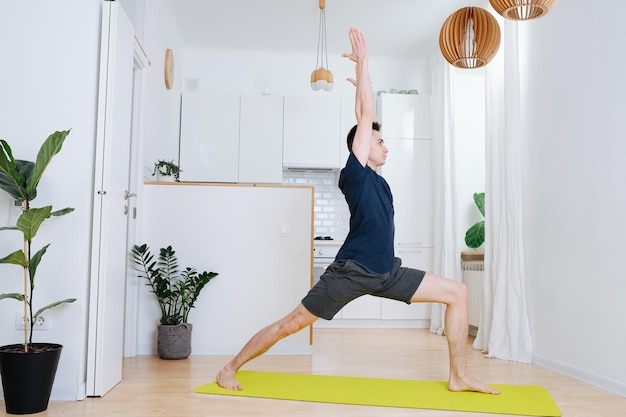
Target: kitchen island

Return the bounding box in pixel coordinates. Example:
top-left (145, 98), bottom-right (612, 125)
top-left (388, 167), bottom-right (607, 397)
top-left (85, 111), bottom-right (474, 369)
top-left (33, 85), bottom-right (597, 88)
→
top-left (135, 182), bottom-right (314, 355)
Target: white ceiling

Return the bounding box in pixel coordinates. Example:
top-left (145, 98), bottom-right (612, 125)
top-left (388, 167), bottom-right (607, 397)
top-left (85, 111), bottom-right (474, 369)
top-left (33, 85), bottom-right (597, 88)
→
top-left (164, 0), bottom-right (469, 59)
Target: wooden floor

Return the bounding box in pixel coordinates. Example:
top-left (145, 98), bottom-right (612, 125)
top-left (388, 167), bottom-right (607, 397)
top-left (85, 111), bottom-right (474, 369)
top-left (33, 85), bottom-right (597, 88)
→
top-left (7, 328), bottom-right (624, 417)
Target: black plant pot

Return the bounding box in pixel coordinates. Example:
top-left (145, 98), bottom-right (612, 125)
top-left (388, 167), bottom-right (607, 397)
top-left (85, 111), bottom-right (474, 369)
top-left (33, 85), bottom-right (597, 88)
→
top-left (157, 323), bottom-right (192, 360)
top-left (0, 343), bottom-right (63, 415)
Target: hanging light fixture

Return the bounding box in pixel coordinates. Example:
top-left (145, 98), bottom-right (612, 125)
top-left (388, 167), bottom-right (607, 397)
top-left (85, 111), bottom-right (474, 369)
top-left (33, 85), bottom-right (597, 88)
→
top-left (310, 0), bottom-right (333, 91)
top-left (439, 7), bottom-right (501, 69)
top-left (489, 0), bottom-right (558, 21)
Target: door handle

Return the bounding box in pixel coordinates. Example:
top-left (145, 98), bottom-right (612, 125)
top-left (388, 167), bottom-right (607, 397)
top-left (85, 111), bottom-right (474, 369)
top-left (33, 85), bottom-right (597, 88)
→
top-left (124, 190), bottom-right (137, 200)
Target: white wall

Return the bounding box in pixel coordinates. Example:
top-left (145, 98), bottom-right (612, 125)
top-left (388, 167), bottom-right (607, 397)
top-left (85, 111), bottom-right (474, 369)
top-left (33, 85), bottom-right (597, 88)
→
top-left (0, 1), bottom-right (103, 400)
top-left (520, 0), bottom-right (626, 396)
top-left (182, 47), bottom-right (430, 102)
top-left (139, 0), bottom-right (186, 175)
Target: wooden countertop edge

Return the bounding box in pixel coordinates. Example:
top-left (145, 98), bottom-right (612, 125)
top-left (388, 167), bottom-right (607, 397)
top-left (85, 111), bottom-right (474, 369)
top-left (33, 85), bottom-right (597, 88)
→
top-left (144, 181), bottom-right (314, 190)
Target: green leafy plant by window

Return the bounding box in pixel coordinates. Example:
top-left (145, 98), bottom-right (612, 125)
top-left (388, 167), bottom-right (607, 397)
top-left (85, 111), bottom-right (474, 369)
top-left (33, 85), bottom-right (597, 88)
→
top-left (465, 192), bottom-right (485, 249)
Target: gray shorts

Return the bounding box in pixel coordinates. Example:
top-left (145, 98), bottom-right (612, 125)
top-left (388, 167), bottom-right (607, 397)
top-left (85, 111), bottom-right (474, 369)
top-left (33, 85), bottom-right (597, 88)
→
top-left (301, 257), bottom-right (426, 320)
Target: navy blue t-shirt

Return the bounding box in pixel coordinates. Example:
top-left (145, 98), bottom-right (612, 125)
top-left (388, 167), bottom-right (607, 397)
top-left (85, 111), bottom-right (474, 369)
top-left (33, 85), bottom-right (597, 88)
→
top-left (335, 152), bottom-right (395, 274)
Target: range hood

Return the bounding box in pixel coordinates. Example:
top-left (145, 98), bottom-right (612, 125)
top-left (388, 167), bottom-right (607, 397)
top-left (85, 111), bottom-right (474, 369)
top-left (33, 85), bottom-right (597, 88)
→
top-left (284, 166), bottom-right (338, 173)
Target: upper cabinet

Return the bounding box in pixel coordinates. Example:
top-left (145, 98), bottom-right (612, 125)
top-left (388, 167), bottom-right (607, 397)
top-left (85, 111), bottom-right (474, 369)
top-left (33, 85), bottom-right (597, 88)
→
top-left (179, 93), bottom-right (240, 183)
top-left (239, 95), bottom-right (284, 183)
top-left (378, 93), bottom-right (434, 248)
top-left (339, 96), bottom-right (356, 167)
top-left (382, 138), bottom-right (433, 247)
top-left (283, 96), bottom-right (341, 169)
top-left (179, 93), bottom-right (283, 183)
top-left (376, 94), bottom-right (431, 139)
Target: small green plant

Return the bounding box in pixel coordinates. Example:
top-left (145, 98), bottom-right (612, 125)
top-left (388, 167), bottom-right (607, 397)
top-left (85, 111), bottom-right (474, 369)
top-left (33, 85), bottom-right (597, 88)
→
top-left (465, 192), bottom-right (485, 249)
top-left (131, 244), bottom-right (218, 325)
top-left (152, 159), bottom-right (181, 182)
top-left (0, 130), bottom-right (76, 351)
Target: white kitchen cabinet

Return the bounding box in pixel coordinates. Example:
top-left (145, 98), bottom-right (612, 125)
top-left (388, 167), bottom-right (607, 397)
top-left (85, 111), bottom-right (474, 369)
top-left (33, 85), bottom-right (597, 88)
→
top-left (179, 93), bottom-right (284, 184)
top-left (179, 93), bottom-right (240, 182)
top-left (339, 95), bottom-right (356, 167)
top-left (341, 295), bottom-right (381, 319)
top-left (377, 94), bottom-right (431, 139)
top-left (340, 248), bottom-right (433, 321)
top-left (239, 95), bottom-right (283, 183)
top-left (382, 138), bottom-right (433, 247)
top-left (381, 247), bottom-right (433, 320)
top-left (283, 96), bottom-right (341, 168)
top-left (315, 95), bottom-right (434, 328)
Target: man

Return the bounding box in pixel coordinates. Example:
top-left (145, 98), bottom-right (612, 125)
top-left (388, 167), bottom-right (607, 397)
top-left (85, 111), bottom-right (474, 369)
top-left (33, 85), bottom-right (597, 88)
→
top-left (216, 28), bottom-right (499, 395)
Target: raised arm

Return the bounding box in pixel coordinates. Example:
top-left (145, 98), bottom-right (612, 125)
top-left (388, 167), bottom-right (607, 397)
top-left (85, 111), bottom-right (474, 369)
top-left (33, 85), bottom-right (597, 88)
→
top-left (342, 28), bottom-right (376, 167)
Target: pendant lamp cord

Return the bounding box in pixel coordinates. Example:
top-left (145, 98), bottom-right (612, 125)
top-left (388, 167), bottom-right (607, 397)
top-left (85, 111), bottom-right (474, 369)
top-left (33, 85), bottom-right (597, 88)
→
top-left (315, 8), bottom-right (329, 71)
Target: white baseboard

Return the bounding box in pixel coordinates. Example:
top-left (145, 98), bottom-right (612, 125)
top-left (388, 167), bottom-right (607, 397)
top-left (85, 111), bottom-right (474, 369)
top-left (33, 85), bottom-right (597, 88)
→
top-left (135, 344), bottom-right (313, 356)
top-left (533, 354), bottom-right (626, 398)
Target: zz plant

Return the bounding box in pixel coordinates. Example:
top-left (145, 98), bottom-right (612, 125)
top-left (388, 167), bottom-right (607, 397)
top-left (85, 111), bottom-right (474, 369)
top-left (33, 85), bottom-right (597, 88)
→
top-left (131, 244), bottom-right (218, 325)
top-left (0, 130), bottom-right (76, 352)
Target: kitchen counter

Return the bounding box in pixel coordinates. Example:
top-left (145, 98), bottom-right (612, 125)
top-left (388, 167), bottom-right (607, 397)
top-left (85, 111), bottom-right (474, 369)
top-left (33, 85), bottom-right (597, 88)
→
top-left (313, 240), bottom-right (344, 246)
top-left (145, 181), bottom-right (313, 190)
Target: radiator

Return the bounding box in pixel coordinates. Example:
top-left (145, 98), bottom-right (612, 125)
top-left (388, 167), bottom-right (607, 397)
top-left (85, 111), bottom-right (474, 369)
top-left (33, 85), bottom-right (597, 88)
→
top-left (461, 261), bottom-right (484, 329)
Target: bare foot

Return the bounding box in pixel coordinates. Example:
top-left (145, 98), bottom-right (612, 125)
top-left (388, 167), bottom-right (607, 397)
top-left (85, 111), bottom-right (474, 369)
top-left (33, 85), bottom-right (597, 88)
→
top-left (448, 374), bottom-right (500, 394)
top-left (216, 367), bottom-right (243, 391)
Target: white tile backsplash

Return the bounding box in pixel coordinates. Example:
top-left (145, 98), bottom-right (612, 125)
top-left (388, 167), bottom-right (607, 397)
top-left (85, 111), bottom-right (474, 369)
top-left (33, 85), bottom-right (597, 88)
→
top-left (283, 170), bottom-right (349, 240)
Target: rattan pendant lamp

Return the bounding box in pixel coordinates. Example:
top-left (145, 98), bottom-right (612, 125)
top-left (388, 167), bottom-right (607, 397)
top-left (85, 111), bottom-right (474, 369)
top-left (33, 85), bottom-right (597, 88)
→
top-left (310, 0), bottom-right (333, 91)
top-left (439, 7), bottom-right (501, 69)
top-left (489, 0), bottom-right (558, 21)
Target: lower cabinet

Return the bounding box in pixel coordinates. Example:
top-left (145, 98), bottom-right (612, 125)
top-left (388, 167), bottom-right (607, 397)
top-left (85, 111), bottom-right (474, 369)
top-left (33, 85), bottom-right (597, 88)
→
top-left (341, 295), bottom-right (381, 320)
top-left (316, 248), bottom-right (433, 327)
top-left (380, 247), bottom-right (433, 320)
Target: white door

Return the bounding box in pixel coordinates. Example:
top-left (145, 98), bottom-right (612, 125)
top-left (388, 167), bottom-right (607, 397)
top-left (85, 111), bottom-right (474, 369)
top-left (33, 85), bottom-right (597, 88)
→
top-left (86, 1), bottom-right (135, 397)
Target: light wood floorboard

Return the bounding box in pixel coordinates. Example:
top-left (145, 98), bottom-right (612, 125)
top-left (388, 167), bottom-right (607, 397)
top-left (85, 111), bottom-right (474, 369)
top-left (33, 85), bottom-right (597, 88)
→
top-left (7, 328), bottom-right (624, 417)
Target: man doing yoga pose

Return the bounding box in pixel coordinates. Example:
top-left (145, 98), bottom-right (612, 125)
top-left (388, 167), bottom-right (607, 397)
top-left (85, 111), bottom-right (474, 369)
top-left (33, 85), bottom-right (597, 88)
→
top-left (217, 27), bottom-right (499, 395)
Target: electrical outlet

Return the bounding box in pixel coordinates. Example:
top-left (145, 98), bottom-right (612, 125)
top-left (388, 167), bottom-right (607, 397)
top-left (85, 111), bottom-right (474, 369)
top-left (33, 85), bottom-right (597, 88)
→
top-left (14, 312), bottom-right (50, 330)
top-left (278, 223), bottom-right (290, 236)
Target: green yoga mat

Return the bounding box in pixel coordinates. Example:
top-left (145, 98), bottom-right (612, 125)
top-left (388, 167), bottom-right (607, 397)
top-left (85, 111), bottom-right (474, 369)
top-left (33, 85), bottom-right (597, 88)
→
top-left (195, 370), bottom-right (561, 416)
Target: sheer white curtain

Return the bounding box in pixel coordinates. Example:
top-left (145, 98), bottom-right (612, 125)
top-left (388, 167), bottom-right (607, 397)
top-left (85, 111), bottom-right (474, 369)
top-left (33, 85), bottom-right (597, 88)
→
top-left (429, 53), bottom-right (461, 335)
top-left (473, 14), bottom-right (533, 362)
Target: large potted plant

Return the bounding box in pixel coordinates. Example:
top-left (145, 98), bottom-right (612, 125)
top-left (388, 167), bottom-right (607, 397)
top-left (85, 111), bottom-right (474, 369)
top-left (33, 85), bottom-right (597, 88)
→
top-left (0, 130), bottom-right (76, 414)
top-left (131, 244), bottom-right (218, 359)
